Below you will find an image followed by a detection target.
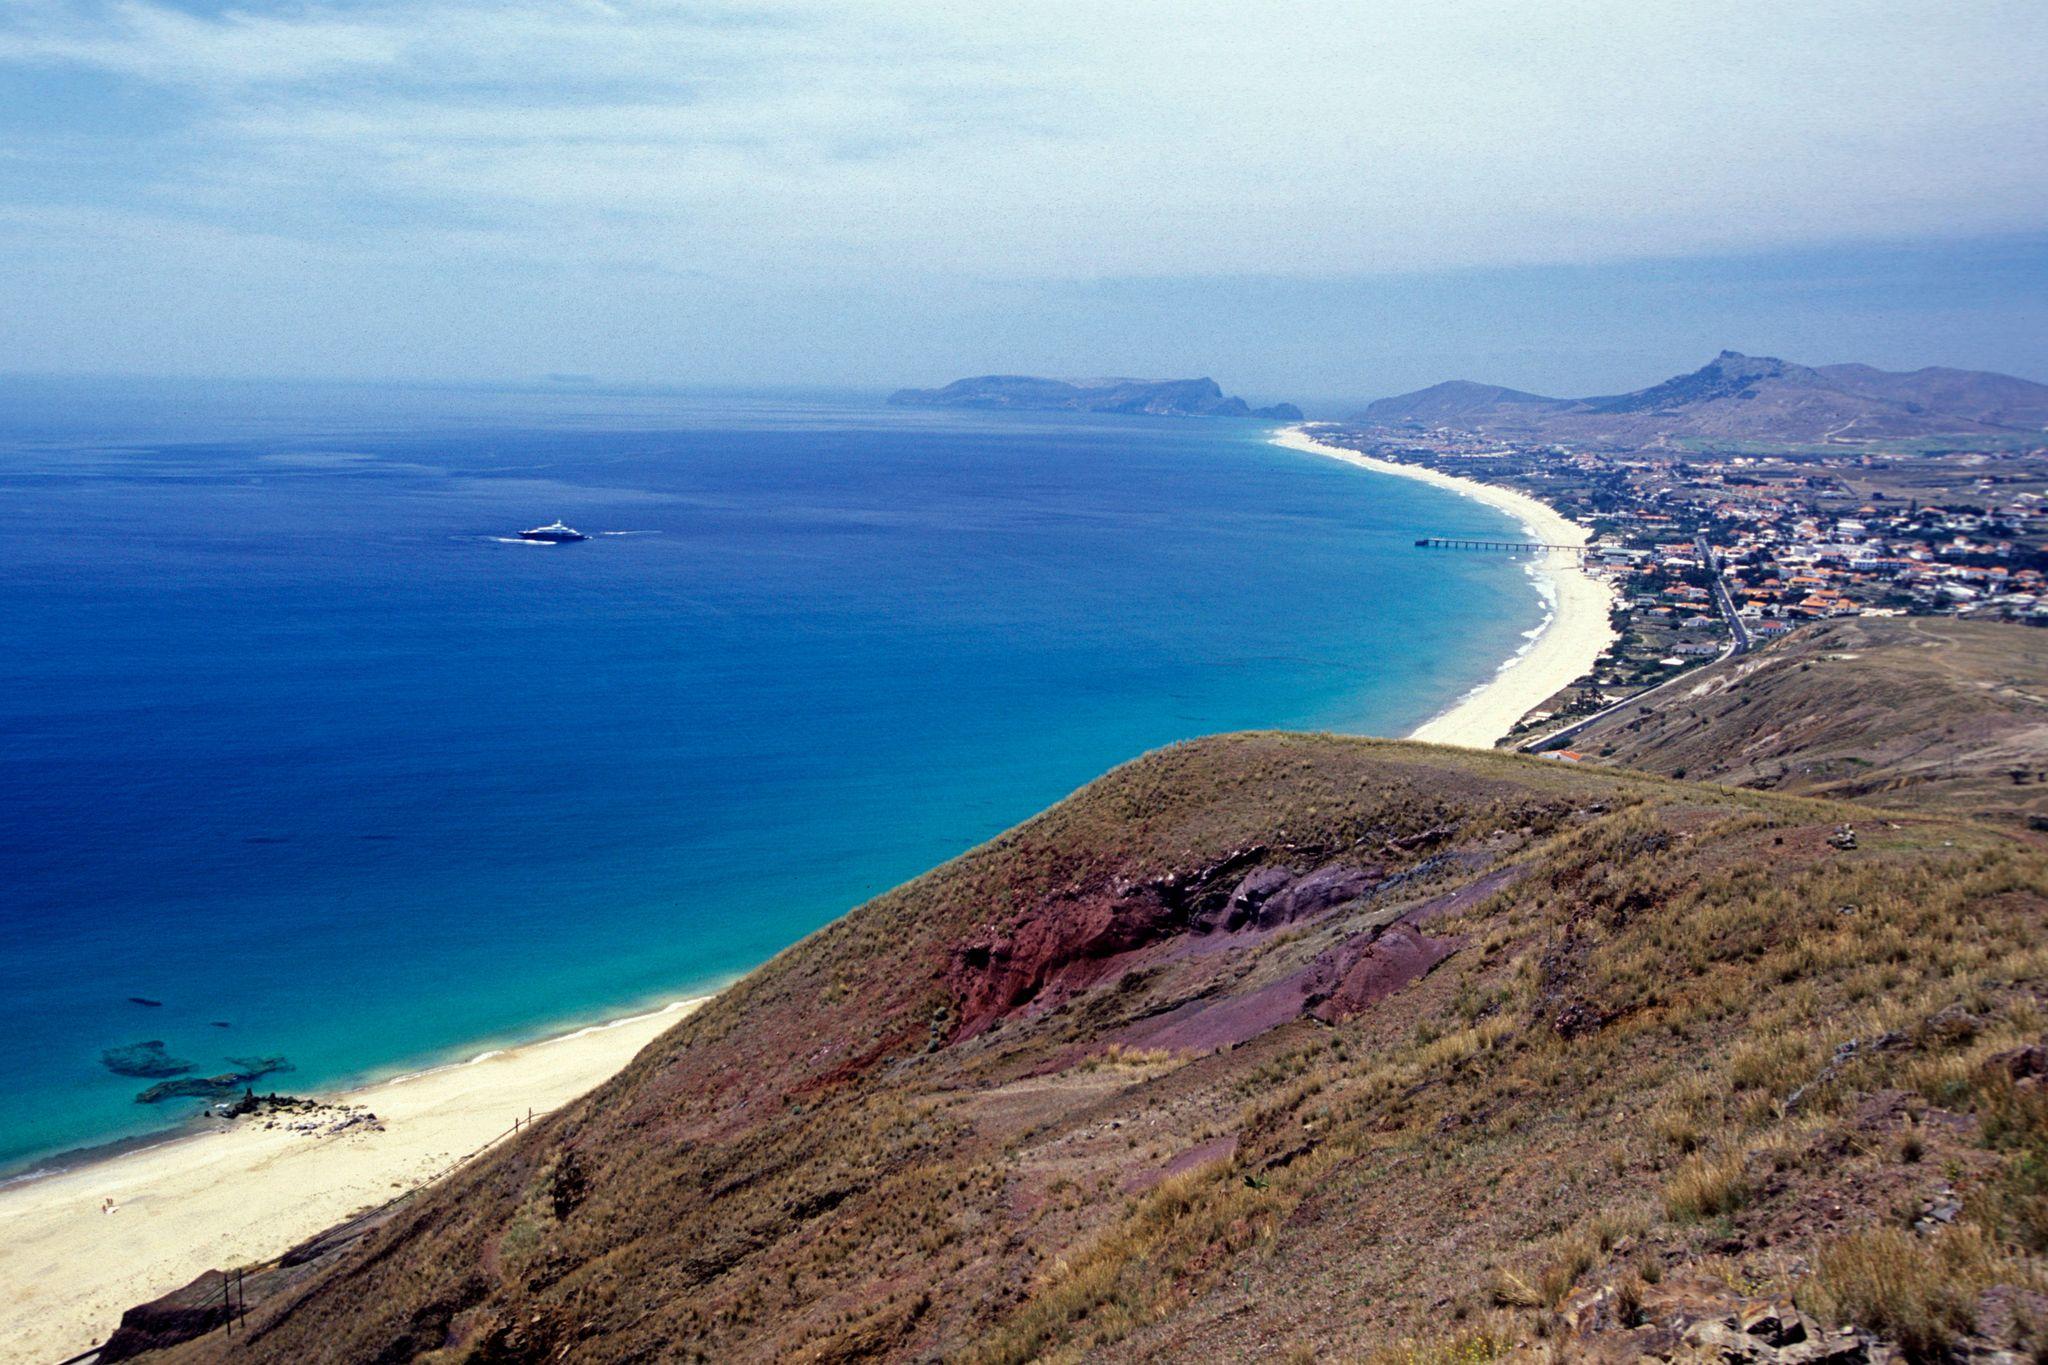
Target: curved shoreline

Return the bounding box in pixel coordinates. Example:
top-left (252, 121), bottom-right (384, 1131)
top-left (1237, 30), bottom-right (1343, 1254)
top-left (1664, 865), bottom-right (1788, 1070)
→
top-left (0, 994), bottom-right (713, 1363)
top-left (1270, 425), bottom-right (1618, 748)
top-left (2, 429), bottom-right (1612, 1358)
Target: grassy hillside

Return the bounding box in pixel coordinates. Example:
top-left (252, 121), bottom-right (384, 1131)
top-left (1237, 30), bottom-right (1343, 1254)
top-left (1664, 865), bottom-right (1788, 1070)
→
top-left (1570, 617), bottom-right (2048, 825)
top-left (164, 728), bottom-right (2048, 1363)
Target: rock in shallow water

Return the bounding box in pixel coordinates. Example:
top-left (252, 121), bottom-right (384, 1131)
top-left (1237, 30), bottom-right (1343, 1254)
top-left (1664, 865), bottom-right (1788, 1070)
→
top-left (134, 1055), bottom-right (293, 1104)
top-left (101, 1040), bottom-right (194, 1079)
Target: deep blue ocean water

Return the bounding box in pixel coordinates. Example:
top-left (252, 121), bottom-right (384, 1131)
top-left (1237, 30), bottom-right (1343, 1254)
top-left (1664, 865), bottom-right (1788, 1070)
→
top-left (0, 378), bottom-right (1540, 1174)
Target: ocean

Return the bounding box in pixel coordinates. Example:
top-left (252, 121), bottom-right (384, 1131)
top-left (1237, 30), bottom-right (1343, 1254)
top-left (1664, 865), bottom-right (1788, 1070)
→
top-left (0, 378), bottom-right (1543, 1174)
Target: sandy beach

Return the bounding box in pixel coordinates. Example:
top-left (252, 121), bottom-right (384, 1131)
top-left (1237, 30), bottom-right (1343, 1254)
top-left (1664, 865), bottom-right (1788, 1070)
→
top-left (1271, 425), bottom-right (1617, 748)
top-left (0, 996), bottom-right (708, 1365)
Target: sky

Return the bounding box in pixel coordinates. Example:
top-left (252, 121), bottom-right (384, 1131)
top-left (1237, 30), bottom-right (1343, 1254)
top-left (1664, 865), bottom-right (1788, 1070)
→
top-left (0, 0), bottom-right (2045, 403)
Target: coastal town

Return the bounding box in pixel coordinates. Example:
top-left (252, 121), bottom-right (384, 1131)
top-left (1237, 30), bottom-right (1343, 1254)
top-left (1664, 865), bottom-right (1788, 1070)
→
top-left (1306, 418), bottom-right (2048, 746)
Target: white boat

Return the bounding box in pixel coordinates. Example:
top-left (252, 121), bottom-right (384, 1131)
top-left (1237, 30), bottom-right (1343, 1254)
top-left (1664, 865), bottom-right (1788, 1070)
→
top-left (518, 520), bottom-right (588, 543)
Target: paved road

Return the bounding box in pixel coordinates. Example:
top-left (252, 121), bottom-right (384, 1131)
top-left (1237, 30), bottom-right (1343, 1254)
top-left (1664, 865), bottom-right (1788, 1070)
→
top-left (1697, 532), bottom-right (1751, 655)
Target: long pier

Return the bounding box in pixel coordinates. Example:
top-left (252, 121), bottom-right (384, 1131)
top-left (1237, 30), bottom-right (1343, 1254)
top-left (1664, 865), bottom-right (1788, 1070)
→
top-left (1414, 536), bottom-right (1582, 554)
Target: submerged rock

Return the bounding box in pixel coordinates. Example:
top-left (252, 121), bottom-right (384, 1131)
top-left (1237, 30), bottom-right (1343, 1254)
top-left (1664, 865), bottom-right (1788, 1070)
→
top-left (225, 1055), bottom-right (294, 1077)
top-left (135, 1076), bottom-right (242, 1104)
top-left (102, 1040), bottom-right (195, 1079)
top-left (135, 1056), bottom-right (293, 1104)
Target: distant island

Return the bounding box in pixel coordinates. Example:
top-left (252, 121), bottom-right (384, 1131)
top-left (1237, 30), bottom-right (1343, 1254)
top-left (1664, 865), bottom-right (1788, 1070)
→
top-left (889, 374), bottom-right (1302, 420)
top-left (1362, 349), bottom-right (2048, 444)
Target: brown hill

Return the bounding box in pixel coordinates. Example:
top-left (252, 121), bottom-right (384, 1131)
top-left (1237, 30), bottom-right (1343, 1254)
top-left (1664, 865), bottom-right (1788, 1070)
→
top-left (1361, 351), bottom-right (2048, 445)
top-left (1350, 379), bottom-right (1570, 427)
top-left (1819, 364), bottom-right (2048, 431)
top-left (159, 724), bottom-right (2048, 1362)
top-left (1572, 616), bottom-right (2048, 824)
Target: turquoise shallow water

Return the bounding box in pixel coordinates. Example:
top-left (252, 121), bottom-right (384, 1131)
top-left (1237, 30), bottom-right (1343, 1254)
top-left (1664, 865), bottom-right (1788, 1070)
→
top-left (0, 379), bottom-right (1540, 1174)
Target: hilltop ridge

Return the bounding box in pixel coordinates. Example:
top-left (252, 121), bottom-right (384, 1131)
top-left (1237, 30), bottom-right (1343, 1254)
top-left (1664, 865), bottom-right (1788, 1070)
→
top-left (1572, 615), bottom-right (2048, 824)
top-left (1362, 350), bottom-right (2048, 444)
top-left (1354, 378), bottom-right (1571, 426)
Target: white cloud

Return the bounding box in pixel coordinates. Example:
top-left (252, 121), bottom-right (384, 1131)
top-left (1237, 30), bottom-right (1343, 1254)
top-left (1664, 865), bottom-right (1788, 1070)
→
top-left (0, 0), bottom-right (408, 84)
top-left (1, 0), bottom-right (2044, 283)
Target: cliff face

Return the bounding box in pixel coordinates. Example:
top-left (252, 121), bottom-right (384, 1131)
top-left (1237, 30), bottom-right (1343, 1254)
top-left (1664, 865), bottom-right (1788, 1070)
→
top-left (170, 716), bottom-right (2048, 1362)
top-left (889, 375), bottom-right (1300, 420)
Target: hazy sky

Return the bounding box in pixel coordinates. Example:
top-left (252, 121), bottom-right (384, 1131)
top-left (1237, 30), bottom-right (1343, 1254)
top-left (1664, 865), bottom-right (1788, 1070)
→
top-left (2, 0), bottom-right (2045, 401)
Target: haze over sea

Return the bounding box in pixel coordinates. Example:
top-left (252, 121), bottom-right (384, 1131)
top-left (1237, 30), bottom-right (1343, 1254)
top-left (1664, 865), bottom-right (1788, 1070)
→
top-left (0, 378), bottom-right (1544, 1174)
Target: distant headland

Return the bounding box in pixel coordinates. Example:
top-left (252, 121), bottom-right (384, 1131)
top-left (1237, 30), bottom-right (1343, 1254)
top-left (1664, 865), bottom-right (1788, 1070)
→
top-left (888, 374), bottom-right (1302, 420)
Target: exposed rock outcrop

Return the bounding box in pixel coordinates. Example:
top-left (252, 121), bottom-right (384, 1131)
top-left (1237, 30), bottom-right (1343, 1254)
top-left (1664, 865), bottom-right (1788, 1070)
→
top-left (947, 857), bottom-right (1397, 1039)
top-left (96, 1271), bottom-right (236, 1362)
top-left (1305, 922), bottom-right (1462, 1022)
top-left (1566, 1280), bottom-right (1894, 1362)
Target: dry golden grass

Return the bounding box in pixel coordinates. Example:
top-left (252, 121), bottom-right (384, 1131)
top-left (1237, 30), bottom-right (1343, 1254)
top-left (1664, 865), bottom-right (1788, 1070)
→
top-left (1364, 1319), bottom-right (1518, 1364)
top-left (1662, 1151), bottom-right (1751, 1222)
top-left (967, 1161), bottom-right (1280, 1365)
top-left (1806, 1225), bottom-right (2017, 1360)
top-left (976, 810), bottom-right (2048, 1358)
